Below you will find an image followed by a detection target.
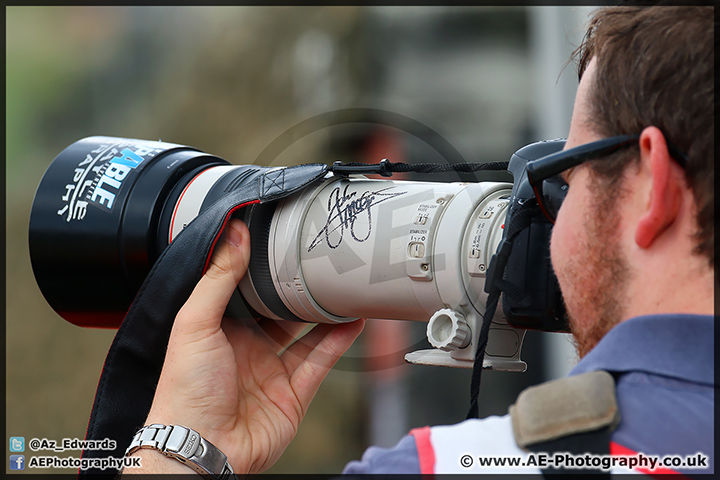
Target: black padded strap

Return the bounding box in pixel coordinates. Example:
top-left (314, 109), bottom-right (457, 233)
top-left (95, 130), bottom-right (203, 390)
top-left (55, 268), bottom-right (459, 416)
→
top-left (79, 163), bottom-right (329, 477)
top-left (529, 428), bottom-right (613, 476)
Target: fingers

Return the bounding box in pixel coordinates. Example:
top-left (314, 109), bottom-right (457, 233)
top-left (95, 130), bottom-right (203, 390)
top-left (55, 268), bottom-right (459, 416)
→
top-left (285, 319), bottom-right (365, 409)
top-left (176, 219), bottom-right (251, 334)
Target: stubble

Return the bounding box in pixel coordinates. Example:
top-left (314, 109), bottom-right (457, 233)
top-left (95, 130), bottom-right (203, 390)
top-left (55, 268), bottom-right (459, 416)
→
top-left (563, 173), bottom-right (633, 358)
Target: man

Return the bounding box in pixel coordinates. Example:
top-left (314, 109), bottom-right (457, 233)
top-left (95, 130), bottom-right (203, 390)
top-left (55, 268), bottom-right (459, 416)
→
top-left (125, 5), bottom-right (714, 476)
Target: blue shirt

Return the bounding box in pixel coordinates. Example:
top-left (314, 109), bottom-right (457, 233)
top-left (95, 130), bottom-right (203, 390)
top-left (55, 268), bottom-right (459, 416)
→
top-left (343, 314), bottom-right (715, 475)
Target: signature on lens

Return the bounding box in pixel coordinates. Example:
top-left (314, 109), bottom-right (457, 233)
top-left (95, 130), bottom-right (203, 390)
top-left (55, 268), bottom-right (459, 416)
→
top-left (308, 184), bottom-right (406, 252)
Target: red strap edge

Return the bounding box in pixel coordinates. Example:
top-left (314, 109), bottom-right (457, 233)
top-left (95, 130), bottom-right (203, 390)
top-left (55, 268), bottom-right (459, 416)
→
top-left (611, 441), bottom-right (690, 478)
top-left (410, 426), bottom-right (436, 475)
top-left (202, 200), bottom-right (260, 274)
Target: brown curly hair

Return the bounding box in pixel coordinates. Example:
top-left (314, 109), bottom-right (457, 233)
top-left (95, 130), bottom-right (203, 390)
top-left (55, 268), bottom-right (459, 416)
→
top-left (573, 5), bottom-right (714, 268)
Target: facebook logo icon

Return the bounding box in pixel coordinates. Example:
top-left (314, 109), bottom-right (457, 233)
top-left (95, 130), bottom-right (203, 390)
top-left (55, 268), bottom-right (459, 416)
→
top-left (10, 454), bottom-right (25, 470)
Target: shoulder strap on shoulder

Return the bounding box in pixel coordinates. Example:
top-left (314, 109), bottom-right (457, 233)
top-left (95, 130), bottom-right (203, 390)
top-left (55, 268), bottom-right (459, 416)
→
top-left (510, 370), bottom-right (619, 448)
top-left (509, 370), bottom-right (619, 476)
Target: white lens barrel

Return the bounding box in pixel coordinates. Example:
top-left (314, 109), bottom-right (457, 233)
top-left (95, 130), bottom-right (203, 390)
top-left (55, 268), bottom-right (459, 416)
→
top-left (260, 175), bottom-right (511, 324)
top-left (165, 168), bottom-right (523, 370)
top-left (168, 165), bottom-right (239, 244)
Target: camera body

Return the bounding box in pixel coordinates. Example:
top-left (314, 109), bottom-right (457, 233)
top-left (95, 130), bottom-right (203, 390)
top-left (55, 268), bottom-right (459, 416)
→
top-left (29, 136), bottom-right (567, 370)
top-left (501, 140), bottom-right (569, 332)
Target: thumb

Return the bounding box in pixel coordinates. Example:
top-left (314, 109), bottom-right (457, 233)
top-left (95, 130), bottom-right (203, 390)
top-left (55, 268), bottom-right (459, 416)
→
top-left (176, 218), bottom-right (251, 332)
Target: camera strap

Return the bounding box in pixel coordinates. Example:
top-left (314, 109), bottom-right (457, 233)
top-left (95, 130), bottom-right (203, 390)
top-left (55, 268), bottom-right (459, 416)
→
top-left (466, 198), bottom-right (539, 420)
top-left (80, 163), bottom-right (330, 477)
top-left (330, 158), bottom-right (510, 177)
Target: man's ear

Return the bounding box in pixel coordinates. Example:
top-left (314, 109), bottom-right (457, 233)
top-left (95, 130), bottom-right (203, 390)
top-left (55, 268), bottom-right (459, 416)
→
top-left (635, 126), bottom-right (683, 249)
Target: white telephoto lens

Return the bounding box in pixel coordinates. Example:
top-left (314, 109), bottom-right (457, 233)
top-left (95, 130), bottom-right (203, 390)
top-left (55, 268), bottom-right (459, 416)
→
top-left (251, 175), bottom-right (511, 325)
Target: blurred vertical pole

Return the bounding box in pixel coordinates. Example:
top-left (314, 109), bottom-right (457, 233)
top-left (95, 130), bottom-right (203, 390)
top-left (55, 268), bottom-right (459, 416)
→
top-left (528, 6), bottom-right (595, 380)
top-left (363, 128), bottom-right (411, 448)
top-left (364, 319), bottom-right (411, 448)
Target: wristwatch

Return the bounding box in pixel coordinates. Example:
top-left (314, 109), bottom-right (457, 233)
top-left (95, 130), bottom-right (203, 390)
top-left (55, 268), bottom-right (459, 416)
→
top-left (126, 424), bottom-right (236, 480)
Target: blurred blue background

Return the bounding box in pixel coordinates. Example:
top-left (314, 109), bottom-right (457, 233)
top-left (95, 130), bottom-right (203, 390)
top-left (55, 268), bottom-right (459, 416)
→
top-left (6, 6), bottom-right (593, 474)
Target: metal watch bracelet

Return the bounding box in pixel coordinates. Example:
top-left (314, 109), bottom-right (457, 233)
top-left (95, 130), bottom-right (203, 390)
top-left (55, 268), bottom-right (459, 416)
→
top-left (125, 424), bottom-right (236, 480)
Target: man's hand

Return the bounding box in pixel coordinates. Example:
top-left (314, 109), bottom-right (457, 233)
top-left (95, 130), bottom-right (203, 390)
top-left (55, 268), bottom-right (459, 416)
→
top-left (127, 219), bottom-right (365, 474)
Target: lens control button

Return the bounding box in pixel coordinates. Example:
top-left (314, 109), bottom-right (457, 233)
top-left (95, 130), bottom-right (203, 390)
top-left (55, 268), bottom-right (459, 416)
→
top-left (408, 241), bottom-right (425, 258)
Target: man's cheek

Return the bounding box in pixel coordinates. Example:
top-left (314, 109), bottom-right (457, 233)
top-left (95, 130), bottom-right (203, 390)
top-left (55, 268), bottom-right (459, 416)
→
top-left (549, 219), bottom-right (569, 272)
top-left (549, 215), bottom-right (581, 283)
top-left (549, 228), bottom-right (560, 273)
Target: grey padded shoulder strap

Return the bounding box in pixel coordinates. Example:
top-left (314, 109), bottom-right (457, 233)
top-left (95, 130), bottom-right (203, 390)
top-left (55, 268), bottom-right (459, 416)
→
top-left (509, 370), bottom-right (619, 450)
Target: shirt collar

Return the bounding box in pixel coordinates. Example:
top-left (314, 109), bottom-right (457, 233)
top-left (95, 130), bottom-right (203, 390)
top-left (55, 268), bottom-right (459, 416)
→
top-left (569, 314), bottom-right (714, 386)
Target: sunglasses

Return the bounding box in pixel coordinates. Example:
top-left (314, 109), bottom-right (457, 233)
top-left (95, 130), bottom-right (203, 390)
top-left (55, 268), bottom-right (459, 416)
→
top-left (525, 134), bottom-right (689, 223)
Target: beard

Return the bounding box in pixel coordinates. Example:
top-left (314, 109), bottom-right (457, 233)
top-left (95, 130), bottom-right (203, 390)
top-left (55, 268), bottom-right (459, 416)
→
top-left (555, 173), bottom-right (633, 358)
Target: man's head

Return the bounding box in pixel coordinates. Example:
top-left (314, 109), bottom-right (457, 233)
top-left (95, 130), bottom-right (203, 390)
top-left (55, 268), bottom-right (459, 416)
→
top-left (549, 6), bottom-right (714, 357)
top-left (574, 5), bottom-right (714, 267)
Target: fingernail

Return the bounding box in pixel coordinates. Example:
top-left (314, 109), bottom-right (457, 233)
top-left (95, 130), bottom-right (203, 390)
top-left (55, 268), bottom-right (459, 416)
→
top-left (225, 225), bottom-right (243, 247)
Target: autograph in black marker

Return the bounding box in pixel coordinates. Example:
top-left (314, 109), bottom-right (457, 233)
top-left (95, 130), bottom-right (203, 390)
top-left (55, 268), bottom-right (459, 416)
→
top-left (308, 185), bottom-right (407, 252)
